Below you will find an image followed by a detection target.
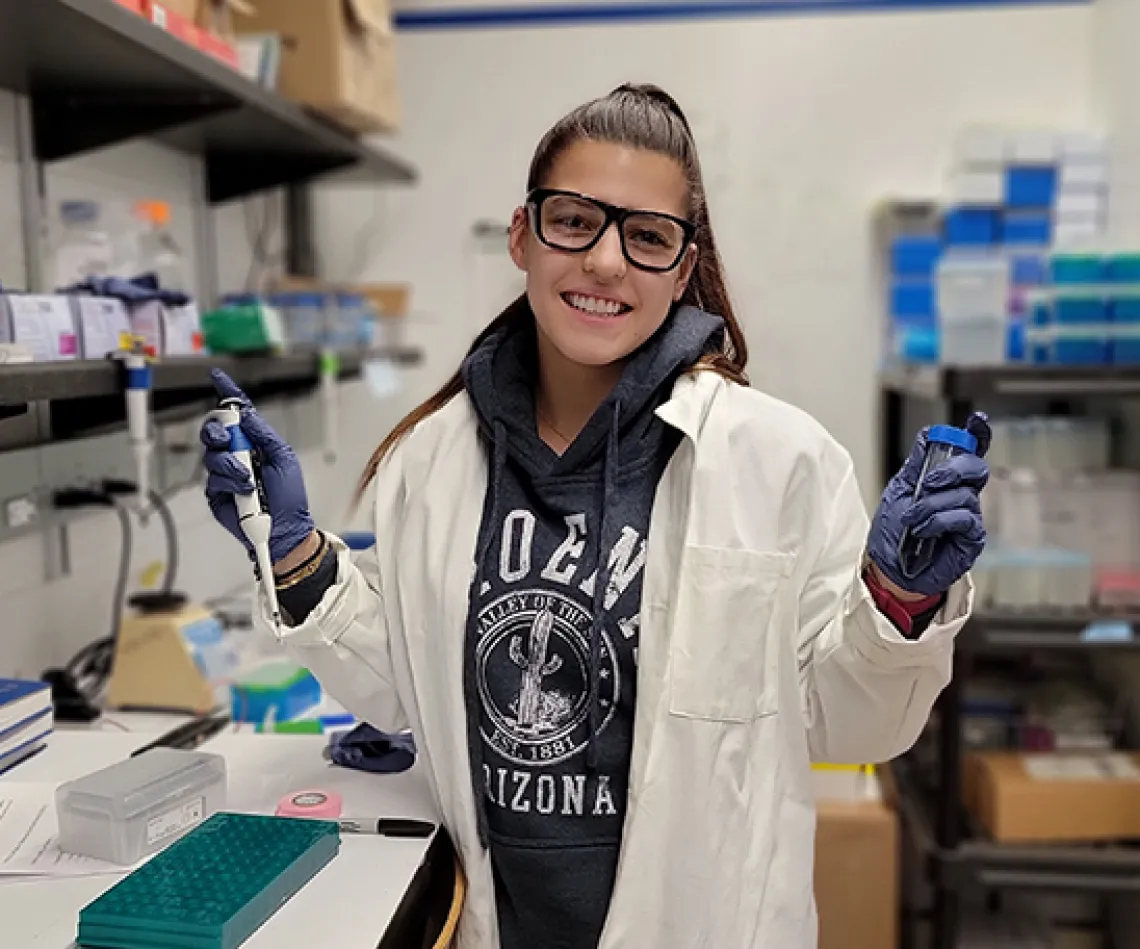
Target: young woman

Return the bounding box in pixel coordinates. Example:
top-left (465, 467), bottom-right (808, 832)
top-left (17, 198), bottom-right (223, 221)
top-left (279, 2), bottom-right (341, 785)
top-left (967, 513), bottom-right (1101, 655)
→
top-left (202, 84), bottom-right (988, 949)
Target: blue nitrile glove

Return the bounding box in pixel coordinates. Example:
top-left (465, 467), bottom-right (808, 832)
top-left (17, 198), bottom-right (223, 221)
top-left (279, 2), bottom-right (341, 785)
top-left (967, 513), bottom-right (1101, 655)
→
top-left (60, 275), bottom-right (191, 307)
top-left (867, 412), bottom-right (991, 597)
top-left (200, 369), bottom-right (315, 565)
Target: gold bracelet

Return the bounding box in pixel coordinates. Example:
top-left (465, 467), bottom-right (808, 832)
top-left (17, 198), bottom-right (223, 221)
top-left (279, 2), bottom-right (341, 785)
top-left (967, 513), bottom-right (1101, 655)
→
top-left (276, 536), bottom-right (330, 590)
top-left (275, 532), bottom-right (327, 583)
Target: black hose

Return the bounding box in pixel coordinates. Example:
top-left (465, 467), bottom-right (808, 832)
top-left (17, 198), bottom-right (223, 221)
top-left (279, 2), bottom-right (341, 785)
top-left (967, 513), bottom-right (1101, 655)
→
top-left (147, 490), bottom-right (178, 594)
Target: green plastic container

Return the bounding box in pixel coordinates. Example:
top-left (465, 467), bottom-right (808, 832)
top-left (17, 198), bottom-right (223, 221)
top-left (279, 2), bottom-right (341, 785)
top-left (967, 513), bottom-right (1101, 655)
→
top-left (78, 812), bottom-right (339, 949)
top-left (200, 301), bottom-right (286, 354)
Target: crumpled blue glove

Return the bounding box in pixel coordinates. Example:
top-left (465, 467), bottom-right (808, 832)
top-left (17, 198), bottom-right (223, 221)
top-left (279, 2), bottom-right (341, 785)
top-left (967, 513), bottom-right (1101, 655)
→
top-left (867, 412), bottom-right (991, 597)
top-left (200, 369), bottom-right (315, 565)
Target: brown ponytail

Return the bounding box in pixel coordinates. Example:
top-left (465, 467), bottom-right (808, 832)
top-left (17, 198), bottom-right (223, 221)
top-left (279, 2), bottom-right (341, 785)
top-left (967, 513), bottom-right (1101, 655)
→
top-left (354, 83), bottom-right (747, 505)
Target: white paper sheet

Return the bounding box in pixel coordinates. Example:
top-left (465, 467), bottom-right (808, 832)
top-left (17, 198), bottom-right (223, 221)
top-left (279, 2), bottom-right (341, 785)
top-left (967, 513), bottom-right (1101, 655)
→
top-left (0, 783), bottom-right (127, 877)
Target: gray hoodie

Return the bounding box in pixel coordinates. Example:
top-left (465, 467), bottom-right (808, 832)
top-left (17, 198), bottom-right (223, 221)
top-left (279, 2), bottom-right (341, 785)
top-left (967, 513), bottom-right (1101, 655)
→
top-left (460, 304), bottom-right (725, 949)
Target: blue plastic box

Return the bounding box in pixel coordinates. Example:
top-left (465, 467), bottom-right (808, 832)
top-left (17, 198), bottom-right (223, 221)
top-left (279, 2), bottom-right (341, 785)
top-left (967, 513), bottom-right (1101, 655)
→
top-left (1006, 319), bottom-right (1026, 362)
top-left (890, 236), bottom-right (941, 279)
top-left (891, 317), bottom-right (938, 364)
top-left (1028, 294), bottom-right (1053, 328)
top-left (1011, 254), bottom-right (1047, 286)
top-left (1051, 253), bottom-right (1104, 285)
top-left (1004, 166), bottom-right (1058, 209)
top-left (944, 208), bottom-right (999, 247)
top-left (1054, 294), bottom-right (1108, 324)
top-left (890, 281), bottom-right (935, 319)
top-left (1054, 333), bottom-right (1109, 365)
top-left (1114, 338), bottom-right (1140, 364)
top-left (1002, 213), bottom-right (1051, 247)
top-left (1112, 295), bottom-right (1140, 323)
top-left (1106, 255), bottom-right (1140, 283)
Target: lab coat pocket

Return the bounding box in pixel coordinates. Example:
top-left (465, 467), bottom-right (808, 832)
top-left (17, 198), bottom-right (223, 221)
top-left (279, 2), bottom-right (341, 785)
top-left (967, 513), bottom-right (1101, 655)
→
top-left (668, 545), bottom-right (794, 723)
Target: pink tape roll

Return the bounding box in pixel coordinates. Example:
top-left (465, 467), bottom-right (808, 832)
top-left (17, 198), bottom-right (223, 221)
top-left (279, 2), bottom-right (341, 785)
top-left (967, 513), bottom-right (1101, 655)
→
top-left (275, 789), bottom-right (343, 819)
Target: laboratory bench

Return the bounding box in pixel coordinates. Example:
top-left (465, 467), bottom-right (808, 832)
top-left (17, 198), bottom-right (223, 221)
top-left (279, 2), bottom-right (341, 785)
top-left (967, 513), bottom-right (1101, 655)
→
top-left (0, 727), bottom-right (461, 949)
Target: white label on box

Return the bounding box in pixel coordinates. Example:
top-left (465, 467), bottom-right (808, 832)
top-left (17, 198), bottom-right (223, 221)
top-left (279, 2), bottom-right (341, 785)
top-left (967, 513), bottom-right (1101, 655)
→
top-left (1024, 754), bottom-right (1140, 782)
top-left (146, 796), bottom-right (205, 847)
top-left (163, 302), bottom-right (203, 356)
top-left (130, 300), bottom-right (164, 356)
top-left (7, 295), bottom-right (79, 362)
top-left (75, 298), bottom-right (131, 359)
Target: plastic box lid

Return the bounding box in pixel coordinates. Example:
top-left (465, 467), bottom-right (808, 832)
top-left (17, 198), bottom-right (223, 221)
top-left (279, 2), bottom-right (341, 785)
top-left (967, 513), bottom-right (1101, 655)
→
top-left (58, 749), bottom-right (226, 822)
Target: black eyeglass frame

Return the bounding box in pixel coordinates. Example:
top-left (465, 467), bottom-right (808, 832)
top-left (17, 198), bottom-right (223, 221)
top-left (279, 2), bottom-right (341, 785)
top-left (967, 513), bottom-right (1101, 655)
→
top-left (525, 188), bottom-right (698, 273)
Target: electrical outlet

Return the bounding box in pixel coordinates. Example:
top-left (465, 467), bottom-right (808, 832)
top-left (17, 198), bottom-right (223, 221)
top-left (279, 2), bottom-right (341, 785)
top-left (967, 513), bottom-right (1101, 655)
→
top-left (4, 494), bottom-right (37, 529)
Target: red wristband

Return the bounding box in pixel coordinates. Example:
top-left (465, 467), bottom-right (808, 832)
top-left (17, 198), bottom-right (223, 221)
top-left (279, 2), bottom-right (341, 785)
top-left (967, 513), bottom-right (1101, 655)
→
top-left (862, 567), bottom-right (942, 637)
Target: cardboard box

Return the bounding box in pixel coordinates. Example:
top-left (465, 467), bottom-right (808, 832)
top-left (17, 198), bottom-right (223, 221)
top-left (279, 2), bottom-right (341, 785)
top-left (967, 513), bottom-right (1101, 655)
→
top-left (815, 801), bottom-right (898, 949)
top-left (152, 0), bottom-right (198, 19)
top-left (814, 772), bottom-right (898, 949)
top-left (231, 0), bottom-right (400, 133)
top-left (970, 751), bottom-right (1140, 843)
top-left (273, 277), bottom-right (410, 318)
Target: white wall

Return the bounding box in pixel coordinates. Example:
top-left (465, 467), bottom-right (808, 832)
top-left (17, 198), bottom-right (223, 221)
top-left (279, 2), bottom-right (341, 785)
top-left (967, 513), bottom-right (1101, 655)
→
top-left (1092, 0), bottom-right (1140, 242)
top-left (319, 3), bottom-right (1095, 501)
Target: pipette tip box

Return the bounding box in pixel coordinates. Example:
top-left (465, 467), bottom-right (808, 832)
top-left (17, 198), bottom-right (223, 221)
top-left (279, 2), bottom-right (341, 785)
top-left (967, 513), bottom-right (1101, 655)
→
top-left (77, 811), bottom-right (340, 949)
top-left (57, 748), bottom-right (226, 865)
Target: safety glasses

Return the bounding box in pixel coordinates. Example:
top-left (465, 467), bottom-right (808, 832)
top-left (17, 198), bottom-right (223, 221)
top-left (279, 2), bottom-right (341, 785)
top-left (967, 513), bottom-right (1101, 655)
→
top-left (526, 188), bottom-right (697, 273)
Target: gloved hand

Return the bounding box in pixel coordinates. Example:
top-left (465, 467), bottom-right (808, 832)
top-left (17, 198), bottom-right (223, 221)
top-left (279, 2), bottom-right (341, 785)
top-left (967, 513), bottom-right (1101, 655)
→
top-left (867, 412), bottom-right (991, 597)
top-left (201, 369), bottom-right (315, 566)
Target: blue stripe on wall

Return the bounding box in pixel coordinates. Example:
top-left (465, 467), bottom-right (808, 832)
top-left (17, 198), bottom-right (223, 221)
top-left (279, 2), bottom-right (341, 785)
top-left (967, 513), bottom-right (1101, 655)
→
top-left (395, 0), bottom-right (1089, 30)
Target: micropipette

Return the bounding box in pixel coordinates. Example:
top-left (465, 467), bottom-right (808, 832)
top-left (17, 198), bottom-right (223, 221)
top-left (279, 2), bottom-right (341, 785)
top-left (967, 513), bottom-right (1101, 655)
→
top-left (123, 348), bottom-right (153, 523)
top-left (208, 397), bottom-right (282, 633)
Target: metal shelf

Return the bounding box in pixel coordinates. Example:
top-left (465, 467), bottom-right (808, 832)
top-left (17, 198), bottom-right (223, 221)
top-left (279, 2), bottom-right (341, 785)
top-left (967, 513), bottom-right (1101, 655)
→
top-left (0, 0), bottom-right (416, 201)
top-left (966, 610), bottom-right (1140, 652)
top-left (881, 364), bottom-right (1140, 402)
top-left (0, 347), bottom-right (423, 444)
top-left (893, 759), bottom-right (1140, 897)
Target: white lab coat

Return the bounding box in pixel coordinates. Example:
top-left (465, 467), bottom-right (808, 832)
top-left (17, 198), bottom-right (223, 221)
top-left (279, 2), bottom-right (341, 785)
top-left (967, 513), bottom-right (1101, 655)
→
top-left (264, 370), bottom-right (971, 949)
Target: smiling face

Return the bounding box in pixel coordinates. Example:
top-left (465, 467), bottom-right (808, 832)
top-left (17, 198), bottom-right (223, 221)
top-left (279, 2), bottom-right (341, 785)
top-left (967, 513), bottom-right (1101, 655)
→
top-left (509, 139), bottom-right (697, 370)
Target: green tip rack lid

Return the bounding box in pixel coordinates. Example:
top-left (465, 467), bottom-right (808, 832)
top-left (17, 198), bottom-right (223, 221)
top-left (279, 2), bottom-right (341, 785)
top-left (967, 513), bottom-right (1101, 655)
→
top-left (77, 812), bottom-right (340, 949)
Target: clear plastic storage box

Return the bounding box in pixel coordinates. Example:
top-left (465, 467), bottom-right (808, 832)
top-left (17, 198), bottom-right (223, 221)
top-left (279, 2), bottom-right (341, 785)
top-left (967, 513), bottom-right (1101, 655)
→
top-left (56, 749), bottom-right (226, 865)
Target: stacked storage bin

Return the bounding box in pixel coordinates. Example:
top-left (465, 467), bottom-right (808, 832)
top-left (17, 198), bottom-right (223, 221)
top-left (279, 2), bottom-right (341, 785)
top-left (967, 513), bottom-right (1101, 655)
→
top-left (884, 127), bottom-right (1111, 368)
top-left (1108, 253), bottom-right (1140, 364)
top-left (977, 416), bottom-right (1140, 611)
top-left (887, 233), bottom-right (941, 364)
top-left (1029, 252), bottom-right (1140, 366)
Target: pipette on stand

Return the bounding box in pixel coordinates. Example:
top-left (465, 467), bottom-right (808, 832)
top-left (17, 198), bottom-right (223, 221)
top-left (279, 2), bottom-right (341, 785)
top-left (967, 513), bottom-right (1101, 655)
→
top-left (123, 348), bottom-right (153, 524)
top-left (209, 397), bottom-right (282, 634)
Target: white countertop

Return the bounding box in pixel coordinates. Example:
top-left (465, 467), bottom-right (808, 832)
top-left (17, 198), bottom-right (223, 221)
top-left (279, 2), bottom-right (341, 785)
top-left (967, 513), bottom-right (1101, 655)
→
top-left (0, 727), bottom-right (441, 949)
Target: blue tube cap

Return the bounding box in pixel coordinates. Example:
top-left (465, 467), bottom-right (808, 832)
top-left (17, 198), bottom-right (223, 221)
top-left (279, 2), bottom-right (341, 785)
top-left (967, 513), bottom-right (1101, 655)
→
top-left (928, 424), bottom-right (979, 455)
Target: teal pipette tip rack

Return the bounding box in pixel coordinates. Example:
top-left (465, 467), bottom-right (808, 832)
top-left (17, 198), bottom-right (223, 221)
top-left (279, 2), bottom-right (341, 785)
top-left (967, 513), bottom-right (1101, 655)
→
top-left (77, 812), bottom-right (340, 949)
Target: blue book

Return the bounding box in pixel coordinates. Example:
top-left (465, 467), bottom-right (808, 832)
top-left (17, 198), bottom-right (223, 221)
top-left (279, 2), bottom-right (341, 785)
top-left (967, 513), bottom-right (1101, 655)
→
top-left (0, 730), bottom-right (49, 776)
top-left (0, 678), bottom-right (51, 734)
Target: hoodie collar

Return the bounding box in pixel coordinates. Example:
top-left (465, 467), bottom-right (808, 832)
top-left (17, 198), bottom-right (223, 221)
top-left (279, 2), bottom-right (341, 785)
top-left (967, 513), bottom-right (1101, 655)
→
top-left (461, 303), bottom-right (725, 475)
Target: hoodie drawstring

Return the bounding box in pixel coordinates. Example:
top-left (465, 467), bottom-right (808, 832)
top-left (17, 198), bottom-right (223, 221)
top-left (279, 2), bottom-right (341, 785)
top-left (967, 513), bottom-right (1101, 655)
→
top-left (586, 401), bottom-right (620, 771)
top-left (467, 419), bottom-right (509, 848)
